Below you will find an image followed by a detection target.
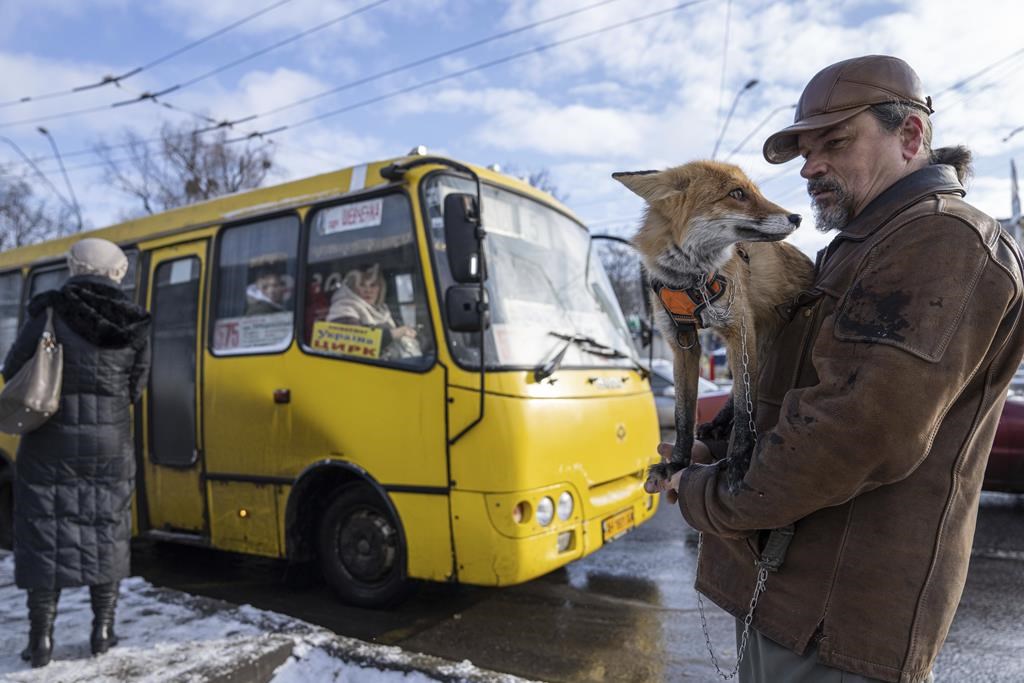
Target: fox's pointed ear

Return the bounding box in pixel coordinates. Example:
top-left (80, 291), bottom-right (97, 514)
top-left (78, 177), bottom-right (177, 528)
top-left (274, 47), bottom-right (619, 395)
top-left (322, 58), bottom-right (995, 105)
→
top-left (612, 170), bottom-right (680, 202)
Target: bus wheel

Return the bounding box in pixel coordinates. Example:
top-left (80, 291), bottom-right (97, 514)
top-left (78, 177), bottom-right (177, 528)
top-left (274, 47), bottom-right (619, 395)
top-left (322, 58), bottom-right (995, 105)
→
top-left (0, 469), bottom-right (12, 551)
top-left (317, 485), bottom-right (410, 607)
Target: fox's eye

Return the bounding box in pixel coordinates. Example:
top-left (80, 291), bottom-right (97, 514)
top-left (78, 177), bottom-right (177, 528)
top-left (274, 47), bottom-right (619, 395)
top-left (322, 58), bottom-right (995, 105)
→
top-left (728, 188), bottom-right (746, 200)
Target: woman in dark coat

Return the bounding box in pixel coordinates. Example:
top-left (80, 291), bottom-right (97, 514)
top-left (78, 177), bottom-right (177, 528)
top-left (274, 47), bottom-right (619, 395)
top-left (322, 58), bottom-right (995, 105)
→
top-left (1, 238), bottom-right (150, 668)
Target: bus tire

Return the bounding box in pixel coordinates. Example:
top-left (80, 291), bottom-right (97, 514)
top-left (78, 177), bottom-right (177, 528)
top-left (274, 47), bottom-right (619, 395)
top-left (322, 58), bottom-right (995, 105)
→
top-left (0, 468), bottom-right (12, 551)
top-left (317, 484), bottom-right (411, 608)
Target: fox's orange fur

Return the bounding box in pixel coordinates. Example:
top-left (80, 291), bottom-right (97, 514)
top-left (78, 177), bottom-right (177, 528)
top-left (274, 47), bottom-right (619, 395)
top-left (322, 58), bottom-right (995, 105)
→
top-left (614, 160), bottom-right (815, 493)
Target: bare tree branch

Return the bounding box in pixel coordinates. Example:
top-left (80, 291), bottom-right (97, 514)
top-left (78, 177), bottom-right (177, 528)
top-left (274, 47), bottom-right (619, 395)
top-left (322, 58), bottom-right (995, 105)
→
top-left (595, 241), bottom-right (646, 320)
top-left (0, 175), bottom-right (76, 250)
top-left (502, 164), bottom-right (570, 203)
top-left (95, 121), bottom-right (275, 217)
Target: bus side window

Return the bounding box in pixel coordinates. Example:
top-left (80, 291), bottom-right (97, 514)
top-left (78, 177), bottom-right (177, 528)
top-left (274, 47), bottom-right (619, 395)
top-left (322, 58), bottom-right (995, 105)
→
top-left (121, 249), bottom-right (140, 303)
top-left (28, 266), bottom-right (68, 299)
top-left (211, 215), bottom-right (300, 355)
top-left (304, 194), bottom-right (434, 368)
top-left (0, 271), bottom-right (23, 362)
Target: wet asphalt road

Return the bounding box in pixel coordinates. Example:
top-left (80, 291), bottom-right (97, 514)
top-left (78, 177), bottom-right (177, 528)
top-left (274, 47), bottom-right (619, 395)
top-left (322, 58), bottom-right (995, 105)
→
top-left (130, 498), bottom-right (737, 682)
top-left (130, 490), bottom-right (1024, 682)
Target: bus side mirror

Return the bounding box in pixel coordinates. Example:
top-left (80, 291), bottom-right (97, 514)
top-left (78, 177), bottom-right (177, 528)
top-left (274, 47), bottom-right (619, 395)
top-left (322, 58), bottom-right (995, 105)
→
top-left (446, 285), bottom-right (490, 332)
top-left (444, 193), bottom-right (485, 283)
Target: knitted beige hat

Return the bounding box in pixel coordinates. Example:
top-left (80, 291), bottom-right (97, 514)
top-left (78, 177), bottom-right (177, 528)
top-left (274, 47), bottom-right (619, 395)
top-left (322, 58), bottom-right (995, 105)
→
top-left (67, 238), bottom-right (129, 283)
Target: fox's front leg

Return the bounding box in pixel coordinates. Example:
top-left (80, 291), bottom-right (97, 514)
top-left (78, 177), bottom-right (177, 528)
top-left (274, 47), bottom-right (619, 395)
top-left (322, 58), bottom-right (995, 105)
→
top-left (725, 323), bottom-right (759, 494)
top-left (648, 335), bottom-right (702, 487)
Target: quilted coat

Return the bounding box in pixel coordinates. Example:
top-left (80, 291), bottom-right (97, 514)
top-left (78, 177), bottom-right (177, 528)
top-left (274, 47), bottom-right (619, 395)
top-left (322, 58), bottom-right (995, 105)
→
top-left (2, 274), bottom-right (150, 590)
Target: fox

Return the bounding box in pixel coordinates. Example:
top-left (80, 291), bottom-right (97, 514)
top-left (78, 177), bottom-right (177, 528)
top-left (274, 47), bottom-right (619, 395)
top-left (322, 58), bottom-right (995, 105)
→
top-left (614, 160), bottom-right (815, 494)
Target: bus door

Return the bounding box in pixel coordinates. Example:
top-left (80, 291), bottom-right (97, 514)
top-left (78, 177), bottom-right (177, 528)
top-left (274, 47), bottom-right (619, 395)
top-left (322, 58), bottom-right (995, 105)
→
top-left (142, 241), bottom-right (208, 534)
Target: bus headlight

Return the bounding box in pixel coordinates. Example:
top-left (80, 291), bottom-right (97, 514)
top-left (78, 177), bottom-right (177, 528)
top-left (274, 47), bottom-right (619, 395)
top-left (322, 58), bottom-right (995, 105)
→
top-left (536, 497), bottom-right (554, 526)
top-left (557, 491), bottom-right (574, 520)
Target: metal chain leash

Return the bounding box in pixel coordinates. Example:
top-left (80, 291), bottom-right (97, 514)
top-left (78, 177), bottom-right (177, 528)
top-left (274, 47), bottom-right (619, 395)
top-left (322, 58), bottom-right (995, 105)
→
top-left (698, 276), bottom-right (736, 327)
top-left (739, 313), bottom-right (757, 440)
top-left (695, 310), bottom-right (767, 679)
top-left (697, 533), bottom-right (770, 679)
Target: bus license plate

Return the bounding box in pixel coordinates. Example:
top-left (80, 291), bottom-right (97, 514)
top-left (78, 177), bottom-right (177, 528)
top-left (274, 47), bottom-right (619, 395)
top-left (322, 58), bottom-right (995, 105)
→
top-left (602, 508), bottom-right (635, 542)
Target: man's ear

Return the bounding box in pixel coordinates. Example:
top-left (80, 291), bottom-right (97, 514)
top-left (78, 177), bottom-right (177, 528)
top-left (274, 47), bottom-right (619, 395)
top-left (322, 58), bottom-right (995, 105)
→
top-left (900, 113), bottom-right (926, 161)
top-left (612, 170), bottom-right (681, 202)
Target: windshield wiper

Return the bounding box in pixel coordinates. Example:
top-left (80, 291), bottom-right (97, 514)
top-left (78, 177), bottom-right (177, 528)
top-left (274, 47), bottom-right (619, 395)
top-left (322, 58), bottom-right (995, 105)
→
top-left (534, 332), bottom-right (644, 382)
top-left (550, 332), bottom-right (624, 357)
top-left (553, 332), bottom-right (650, 380)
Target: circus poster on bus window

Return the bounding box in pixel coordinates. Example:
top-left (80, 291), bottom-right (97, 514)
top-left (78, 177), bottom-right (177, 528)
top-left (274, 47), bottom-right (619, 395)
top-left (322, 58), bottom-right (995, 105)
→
top-left (311, 320), bottom-right (382, 359)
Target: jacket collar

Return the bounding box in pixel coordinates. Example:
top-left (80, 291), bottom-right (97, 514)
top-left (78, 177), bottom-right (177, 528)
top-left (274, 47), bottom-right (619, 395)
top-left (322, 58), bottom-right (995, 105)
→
top-left (834, 164), bottom-right (964, 241)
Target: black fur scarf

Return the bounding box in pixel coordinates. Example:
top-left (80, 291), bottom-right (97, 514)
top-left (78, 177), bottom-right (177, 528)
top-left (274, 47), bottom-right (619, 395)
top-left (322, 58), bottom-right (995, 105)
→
top-left (28, 274), bottom-right (150, 350)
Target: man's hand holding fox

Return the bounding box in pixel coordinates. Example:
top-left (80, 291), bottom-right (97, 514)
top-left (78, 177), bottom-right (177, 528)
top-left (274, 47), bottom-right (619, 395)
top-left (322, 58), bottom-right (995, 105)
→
top-left (645, 440), bottom-right (713, 503)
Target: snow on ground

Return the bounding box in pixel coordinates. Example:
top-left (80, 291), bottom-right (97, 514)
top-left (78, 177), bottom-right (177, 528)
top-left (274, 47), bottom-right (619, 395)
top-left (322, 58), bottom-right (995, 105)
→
top-left (0, 552), bottom-right (533, 682)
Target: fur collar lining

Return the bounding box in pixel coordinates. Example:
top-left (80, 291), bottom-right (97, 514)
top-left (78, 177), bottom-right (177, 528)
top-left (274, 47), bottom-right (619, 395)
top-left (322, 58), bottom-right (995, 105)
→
top-left (29, 276), bottom-right (150, 349)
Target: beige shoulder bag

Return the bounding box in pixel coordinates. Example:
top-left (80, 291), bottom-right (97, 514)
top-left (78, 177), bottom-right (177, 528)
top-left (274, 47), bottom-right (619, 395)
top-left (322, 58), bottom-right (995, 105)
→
top-left (0, 308), bottom-right (63, 435)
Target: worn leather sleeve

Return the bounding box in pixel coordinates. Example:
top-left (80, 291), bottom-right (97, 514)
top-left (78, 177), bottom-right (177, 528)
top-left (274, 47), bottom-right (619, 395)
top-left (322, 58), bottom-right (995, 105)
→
top-left (679, 215), bottom-right (1019, 537)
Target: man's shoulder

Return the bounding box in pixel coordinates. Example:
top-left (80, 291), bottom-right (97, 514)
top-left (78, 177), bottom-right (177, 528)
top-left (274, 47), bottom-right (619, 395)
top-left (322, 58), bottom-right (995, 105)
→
top-left (895, 193), bottom-right (1024, 286)
top-left (932, 193), bottom-right (1003, 246)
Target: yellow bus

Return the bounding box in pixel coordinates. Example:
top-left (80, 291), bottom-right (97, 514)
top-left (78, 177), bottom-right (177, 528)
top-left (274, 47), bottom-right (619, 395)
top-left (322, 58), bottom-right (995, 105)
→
top-left (0, 151), bottom-right (660, 606)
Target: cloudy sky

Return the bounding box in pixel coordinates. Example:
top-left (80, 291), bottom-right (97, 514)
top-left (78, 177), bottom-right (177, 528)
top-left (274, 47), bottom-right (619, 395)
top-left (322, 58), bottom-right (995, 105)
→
top-left (1, 0), bottom-right (1023, 257)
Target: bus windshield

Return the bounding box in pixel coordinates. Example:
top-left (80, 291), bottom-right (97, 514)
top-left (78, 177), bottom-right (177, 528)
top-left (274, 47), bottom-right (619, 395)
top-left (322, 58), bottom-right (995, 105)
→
top-left (424, 173), bottom-right (637, 370)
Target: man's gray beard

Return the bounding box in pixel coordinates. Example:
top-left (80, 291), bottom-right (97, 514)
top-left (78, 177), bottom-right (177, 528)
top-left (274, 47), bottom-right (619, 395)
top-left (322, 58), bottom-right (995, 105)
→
top-left (807, 177), bottom-right (854, 233)
top-left (812, 200), bottom-right (851, 233)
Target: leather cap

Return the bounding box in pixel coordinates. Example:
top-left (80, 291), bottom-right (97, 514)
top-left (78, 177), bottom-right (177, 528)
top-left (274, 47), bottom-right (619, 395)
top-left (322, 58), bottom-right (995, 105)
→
top-left (763, 55), bottom-right (933, 164)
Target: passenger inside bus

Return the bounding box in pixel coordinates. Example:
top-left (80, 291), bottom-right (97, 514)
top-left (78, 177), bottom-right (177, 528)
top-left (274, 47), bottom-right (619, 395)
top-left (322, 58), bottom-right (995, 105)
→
top-left (326, 263), bottom-right (421, 359)
top-left (244, 253), bottom-right (292, 316)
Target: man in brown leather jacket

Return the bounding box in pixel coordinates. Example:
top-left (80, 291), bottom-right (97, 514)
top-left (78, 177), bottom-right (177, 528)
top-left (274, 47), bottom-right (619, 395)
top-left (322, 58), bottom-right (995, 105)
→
top-left (657, 55), bottom-right (1024, 682)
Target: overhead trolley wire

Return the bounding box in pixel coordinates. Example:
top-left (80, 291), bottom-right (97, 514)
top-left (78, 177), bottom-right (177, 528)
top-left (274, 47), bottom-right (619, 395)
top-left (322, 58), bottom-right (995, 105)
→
top-left (207, 0), bottom-right (637, 130)
top-left (0, 84), bottom-right (236, 174)
top-left (0, 135), bottom-right (77, 212)
top-left (934, 47), bottom-right (1024, 98)
top-left (0, 0), bottom-right (295, 110)
top-left (941, 56), bottom-right (1024, 116)
top-left (224, 0), bottom-right (718, 143)
top-left (0, 0), bottom-right (393, 130)
top-left (113, 0), bottom-right (393, 106)
top-left (36, 1), bottom-right (717, 175)
top-left (1, 0), bottom-right (671, 172)
top-left (2, 80), bottom-right (342, 179)
top-left (0, 84), bottom-right (248, 177)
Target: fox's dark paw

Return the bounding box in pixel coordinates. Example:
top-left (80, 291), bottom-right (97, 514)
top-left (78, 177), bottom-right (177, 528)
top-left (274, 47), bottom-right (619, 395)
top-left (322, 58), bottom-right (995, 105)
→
top-left (646, 460), bottom-right (686, 492)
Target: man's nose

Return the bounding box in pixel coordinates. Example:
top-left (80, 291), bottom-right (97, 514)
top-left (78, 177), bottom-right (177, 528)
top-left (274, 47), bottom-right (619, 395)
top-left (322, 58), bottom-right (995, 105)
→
top-left (800, 156), bottom-right (826, 180)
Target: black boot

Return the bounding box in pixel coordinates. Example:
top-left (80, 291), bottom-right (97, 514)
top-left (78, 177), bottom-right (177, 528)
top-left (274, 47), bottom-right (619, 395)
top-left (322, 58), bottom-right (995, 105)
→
top-left (89, 581), bottom-right (119, 655)
top-left (20, 588), bottom-right (60, 668)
